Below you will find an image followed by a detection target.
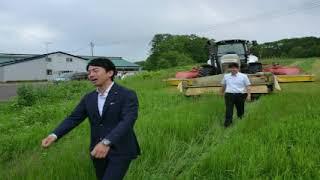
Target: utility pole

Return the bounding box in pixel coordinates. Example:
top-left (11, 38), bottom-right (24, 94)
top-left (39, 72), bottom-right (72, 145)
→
top-left (90, 42), bottom-right (95, 56)
top-left (44, 42), bottom-right (52, 54)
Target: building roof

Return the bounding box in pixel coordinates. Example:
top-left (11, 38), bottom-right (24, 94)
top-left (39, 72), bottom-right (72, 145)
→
top-left (0, 51), bottom-right (88, 67)
top-left (0, 52), bottom-right (140, 68)
top-left (0, 53), bottom-right (37, 64)
top-left (80, 55), bottom-right (140, 67)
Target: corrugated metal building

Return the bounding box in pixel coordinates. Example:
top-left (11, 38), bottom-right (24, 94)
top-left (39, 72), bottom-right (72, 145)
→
top-left (0, 52), bottom-right (140, 82)
top-left (82, 56), bottom-right (141, 72)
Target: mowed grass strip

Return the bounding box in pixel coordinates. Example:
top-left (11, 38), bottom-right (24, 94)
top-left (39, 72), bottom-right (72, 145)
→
top-left (179, 59), bottom-right (320, 179)
top-left (179, 83), bottom-right (320, 179)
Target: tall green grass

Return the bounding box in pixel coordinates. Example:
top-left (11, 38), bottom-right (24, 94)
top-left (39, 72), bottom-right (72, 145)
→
top-left (0, 58), bottom-right (319, 179)
top-left (179, 81), bottom-right (320, 179)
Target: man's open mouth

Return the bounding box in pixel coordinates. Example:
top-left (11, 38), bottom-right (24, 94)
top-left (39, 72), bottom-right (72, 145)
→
top-left (91, 78), bottom-right (98, 83)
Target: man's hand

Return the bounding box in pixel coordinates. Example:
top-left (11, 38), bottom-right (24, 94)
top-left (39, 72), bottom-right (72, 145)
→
top-left (246, 86), bottom-right (251, 102)
top-left (246, 94), bottom-right (251, 102)
top-left (41, 135), bottom-right (57, 148)
top-left (90, 143), bottom-right (110, 159)
top-left (220, 86), bottom-right (226, 96)
top-left (219, 90), bottom-right (225, 96)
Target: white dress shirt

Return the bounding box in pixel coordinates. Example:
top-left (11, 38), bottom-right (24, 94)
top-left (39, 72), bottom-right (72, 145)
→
top-left (221, 72), bottom-right (251, 93)
top-left (49, 82), bottom-right (114, 139)
top-left (97, 82), bottom-right (114, 116)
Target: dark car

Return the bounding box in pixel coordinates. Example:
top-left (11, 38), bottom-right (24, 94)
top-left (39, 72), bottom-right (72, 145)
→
top-left (53, 72), bottom-right (88, 83)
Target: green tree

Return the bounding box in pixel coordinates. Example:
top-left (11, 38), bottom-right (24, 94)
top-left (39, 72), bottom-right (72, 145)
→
top-left (289, 46), bottom-right (304, 58)
top-left (157, 51), bottom-right (194, 68)
top-left (251, 36), bottom-right (320, 59)
top-left (145, 34), bottom-right (210, 70)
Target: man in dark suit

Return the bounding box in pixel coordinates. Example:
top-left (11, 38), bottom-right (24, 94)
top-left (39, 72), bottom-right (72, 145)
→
top-left (41, 58), bottom-right (140, 180)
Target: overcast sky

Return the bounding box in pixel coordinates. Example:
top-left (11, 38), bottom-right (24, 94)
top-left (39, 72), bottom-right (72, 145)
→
top-left (0, 0), bottom-right (319, 61)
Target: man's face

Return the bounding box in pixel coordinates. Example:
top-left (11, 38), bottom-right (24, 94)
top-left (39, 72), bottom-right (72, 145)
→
top-left (229, 66), bottom-right (239, 74)
top-left (87, 66), bottom-right (113, 86)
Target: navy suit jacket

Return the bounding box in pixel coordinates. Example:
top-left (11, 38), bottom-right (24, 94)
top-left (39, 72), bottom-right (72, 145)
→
top-left (52, 83), bottom-right (140, 159)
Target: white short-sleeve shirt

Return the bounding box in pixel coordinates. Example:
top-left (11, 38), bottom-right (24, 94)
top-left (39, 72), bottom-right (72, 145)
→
top-left (221, 72), bottom-right (251, 93)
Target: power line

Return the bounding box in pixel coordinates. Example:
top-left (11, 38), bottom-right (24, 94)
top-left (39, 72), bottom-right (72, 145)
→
top-left (203, 0), bottom-right (320, 32)
top-left (30, 0), bottom-right (320, 56)
top-left (68, 45), bottom-right (89, 54)
top-left (71, 1), bottom-right (320, 50)
top-left (94, 40), bottom-right (129, 47)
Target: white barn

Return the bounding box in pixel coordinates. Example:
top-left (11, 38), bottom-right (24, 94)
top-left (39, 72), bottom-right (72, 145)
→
top-left (0, 52), bottom-right (88, 82)
top-left (0, 52), bottom-right (141, 82)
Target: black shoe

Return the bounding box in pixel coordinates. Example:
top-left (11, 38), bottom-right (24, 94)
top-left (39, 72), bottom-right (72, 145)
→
top-left (224, 122), bottom-right (232, 128)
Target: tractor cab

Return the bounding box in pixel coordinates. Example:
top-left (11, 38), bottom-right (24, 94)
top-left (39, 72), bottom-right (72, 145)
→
top-left (206, 39), bottom-right (261, 74)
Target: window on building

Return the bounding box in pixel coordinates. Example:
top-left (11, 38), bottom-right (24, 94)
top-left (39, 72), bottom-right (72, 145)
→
top-left (46, 57), bottom-right (52, 62)
top-left (59, 70), bottom-right (73, 74)
top-left (47, 69), bottom-right (53, 75)
top-left (66, 58), bottom-right (73, 62)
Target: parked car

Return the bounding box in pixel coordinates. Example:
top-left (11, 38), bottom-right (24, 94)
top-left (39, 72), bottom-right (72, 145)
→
top-left (71, 72), bottom-right (88, 81)
top-left (53, 72), bottom-right (88, 83)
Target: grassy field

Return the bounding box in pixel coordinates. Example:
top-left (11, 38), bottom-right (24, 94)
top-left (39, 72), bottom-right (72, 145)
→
top-left (0, 57), bottom-right (319, 179)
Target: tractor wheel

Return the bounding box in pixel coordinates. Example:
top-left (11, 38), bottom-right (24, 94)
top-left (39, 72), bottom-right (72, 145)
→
top-left (248, 63), bottom-right (262, 74)
top-left (198, 65), bottom-right (217, 77)
top-left (251, 94), bottom-right (261, 101)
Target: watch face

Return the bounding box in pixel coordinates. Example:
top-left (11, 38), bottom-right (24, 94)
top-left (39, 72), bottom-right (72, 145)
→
top-left (102, 139), bottom-right (110, 145)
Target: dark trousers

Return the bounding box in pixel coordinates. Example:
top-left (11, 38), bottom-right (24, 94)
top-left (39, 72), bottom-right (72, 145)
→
top-left (224, 93), bottom-right (247, 127)
top-left (92, 157), bottom-right (132, 180)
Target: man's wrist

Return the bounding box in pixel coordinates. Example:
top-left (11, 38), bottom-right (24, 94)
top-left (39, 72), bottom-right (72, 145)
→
top-left (100, 138), bottom-right (111, 146)
top-left (49, 133), bottom-right (58, 140)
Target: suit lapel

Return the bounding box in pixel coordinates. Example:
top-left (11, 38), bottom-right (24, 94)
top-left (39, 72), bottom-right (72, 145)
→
top-left (90, 92), bottom-right (101, 119)
top-left (101, 83), bottom-right (119, 117)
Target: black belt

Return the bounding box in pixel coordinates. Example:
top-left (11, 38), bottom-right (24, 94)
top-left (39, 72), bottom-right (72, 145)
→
top-left (225, 93), bottom-right (247, 95)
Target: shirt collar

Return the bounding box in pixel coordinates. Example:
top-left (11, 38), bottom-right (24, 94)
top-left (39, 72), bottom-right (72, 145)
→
top-left (231, 72), bottom-right (239, 76)
top-left (97, 82), bottom-right (114, 96)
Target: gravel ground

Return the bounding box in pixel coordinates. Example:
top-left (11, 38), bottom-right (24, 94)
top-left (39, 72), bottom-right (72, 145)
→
top-left (0, 82), bottom-right (48, 101)
top-left (0, 83), bottom-right (19, 101)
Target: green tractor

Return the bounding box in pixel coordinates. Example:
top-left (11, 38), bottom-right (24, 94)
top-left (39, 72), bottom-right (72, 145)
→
top-left (199, 39), bottom-right (262, 76)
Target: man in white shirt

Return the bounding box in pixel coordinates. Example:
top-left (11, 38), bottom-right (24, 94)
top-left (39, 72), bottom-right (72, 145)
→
top-left (221, 63), bottom-right (251, 127)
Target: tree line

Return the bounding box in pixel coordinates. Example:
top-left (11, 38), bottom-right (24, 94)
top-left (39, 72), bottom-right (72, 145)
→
top-left (251, 36), bottom-right (320, 58)
top-left (137, 35), bottom-right (320, 70)
top-left (138, 34), bottom-right (209, 70)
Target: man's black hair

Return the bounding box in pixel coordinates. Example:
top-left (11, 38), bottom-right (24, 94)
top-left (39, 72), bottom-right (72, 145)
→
top-left (228, 63), bottom-right (239, 68)
top-left (86, 58), bottom-right (117, 81)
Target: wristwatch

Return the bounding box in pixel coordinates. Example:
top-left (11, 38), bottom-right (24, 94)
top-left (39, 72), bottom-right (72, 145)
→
top-left (101, 138), bottom-right (111, 146)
